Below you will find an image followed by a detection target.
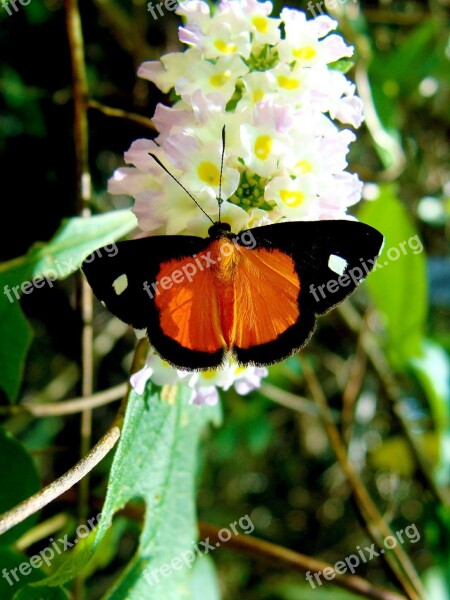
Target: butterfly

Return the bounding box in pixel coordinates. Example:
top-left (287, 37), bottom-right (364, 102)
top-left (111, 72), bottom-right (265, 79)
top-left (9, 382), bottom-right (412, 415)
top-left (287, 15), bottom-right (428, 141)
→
top-left (83, 128), bottom-right (383, 370)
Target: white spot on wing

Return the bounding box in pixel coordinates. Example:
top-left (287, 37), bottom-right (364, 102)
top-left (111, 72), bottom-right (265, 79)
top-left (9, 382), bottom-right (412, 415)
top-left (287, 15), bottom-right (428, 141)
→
top-left (113, 274), bottom-right (128, 295)
top-left (328, 254), bottom-right (347, 276)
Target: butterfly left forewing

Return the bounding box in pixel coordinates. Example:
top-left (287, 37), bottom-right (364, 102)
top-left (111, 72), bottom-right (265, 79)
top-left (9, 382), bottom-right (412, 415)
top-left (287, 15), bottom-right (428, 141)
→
top-left (82, 235), bottom-right (208, 330)
top-left (146, 249), bottom-right (226, 369)
top-left (82, 235), bottom-right (227, 369)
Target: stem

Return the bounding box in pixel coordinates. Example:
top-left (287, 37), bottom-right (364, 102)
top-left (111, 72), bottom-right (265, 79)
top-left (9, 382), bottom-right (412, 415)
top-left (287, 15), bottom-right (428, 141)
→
top-left (338, 302), bottom-right (450, 507)
top-left (0, 420), bottom-right (121, 537)
top-left (0, 339), bottom-right (148, 537)
top-left (65, 0), bottom-right (93, 557)
top-left (0, 383), bottom-right (127, 417)
top-left (300, 356), bottom-right (426, 600)
top-left (198, 522), bottom-right (407, 600)
top-left (261, 382), bottom-right (340, 421)
top-left (342, 320), bottom-right (368, 444)
top-left (15, 513), bottom-right (69, 551)
top-left (88, 100), bottom-right (156, 130)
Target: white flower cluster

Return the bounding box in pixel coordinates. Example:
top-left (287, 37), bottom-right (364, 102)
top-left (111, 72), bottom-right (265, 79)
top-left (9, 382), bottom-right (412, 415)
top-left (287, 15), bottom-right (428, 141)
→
top-left (111, 0), bottom-right (364, 404)
top-left (131, 350), bottom-right (268, 406)
top-left (110, 0), bottom-right (363, 238)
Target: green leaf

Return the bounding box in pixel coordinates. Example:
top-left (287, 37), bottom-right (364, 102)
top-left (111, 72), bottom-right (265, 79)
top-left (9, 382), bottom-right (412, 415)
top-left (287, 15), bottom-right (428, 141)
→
top-left (98, 384), bottom-right (221, 599)
top-left (358, 185), bottom-right (428, 366)
top-left (190, 556), bottom-right (220, 600)
top-left (0, 547), bottom-right (44, 600)
top-left (0, 210), bottom-right (136, 402)
top-left (14, 586), bottom-right (70, 600)
top-left (0, 210), bottom-right (137, 293)
top-left (0, 429), bottom-right (40, 546)
top-left (24, 384), bottom-right (221, 599)
top-left (0, 299), bottom-right (33, 402)
top-left (328, 59), bottom-right (354, 74)
top-left (410, 340), bottom-right (450, 485)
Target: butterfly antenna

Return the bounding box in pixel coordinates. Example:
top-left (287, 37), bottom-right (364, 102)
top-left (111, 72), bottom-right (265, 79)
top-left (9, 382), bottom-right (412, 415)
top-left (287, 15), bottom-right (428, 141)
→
top-left (218, 125), bottom-right (226, 223)
top-left (149, 153), bottom-right (214, 225)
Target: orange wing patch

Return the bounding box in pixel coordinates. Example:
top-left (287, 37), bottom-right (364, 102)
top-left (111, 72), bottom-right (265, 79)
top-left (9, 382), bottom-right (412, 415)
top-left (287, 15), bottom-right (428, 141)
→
top-left (224, 244), bottom-right (300, 349)
top-left (153, 239), bottom-right (300, 356)
top-left (154, 254), bottom-right (224, 353)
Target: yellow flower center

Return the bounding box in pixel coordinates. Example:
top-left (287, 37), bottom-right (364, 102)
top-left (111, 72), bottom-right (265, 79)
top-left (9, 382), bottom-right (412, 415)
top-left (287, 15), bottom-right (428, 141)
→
top-left (280, 189), bottom-right (304, 207)
top-left (293, 46), bottom-right (317, 60)
top-left (234, 366), bottom-right (246, 375)
top-left (210, 70), bottom-right (231, 87)
top-left (197, 161), bottom-right (220, 185)
top-left (277, 75), bottom-right (300, 90)
top-left (201, 369), bottom-right (218, 380)
top-left (251, 15), bottom-right (268, 34)
top-left (296, 159), bottom-right (313, 174)
top-left (253, 89), bottom-right (264, 103)
top-left (254, 135), bottom-right (272, 160)
top-left (214, 39), bottom-right (237, 54)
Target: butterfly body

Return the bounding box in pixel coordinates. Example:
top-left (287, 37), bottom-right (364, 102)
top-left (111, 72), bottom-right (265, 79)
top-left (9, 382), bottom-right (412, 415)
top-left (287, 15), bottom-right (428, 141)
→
top-left (82, 219), bottom-right (383, 370)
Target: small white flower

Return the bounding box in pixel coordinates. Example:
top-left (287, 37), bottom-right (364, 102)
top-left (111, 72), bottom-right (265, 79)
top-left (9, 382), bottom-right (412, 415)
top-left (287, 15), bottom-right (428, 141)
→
top-left (240, 100), bottom-right (293, 178)
top-left (239, 71), bottom-right (276, 110)
top-left (164, 132), bottom-right (240, 199)
top-left (265, 174), bottom-right (318, 220)
top-left (176, 54), bottom-right (249, 104)
top-left (138, 49), bottom-right (201, 93)
top-left (220, 0), bottom-right (281, 46)
top-left (130, 350), bottom-right (268, 406)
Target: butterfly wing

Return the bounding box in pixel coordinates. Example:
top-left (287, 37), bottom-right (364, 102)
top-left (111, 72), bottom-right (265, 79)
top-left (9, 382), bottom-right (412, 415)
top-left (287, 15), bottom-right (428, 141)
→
top-left (82, 235), bottom-right (226, 368)
top-left (83, 221), bottom-right (383, 370)
top-left (232, 220), bottom-right (383, 365)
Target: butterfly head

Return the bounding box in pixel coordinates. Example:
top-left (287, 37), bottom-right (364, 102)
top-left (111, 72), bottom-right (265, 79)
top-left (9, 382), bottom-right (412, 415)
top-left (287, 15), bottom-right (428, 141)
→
top-left (208, 221), bottom-right (232, 240)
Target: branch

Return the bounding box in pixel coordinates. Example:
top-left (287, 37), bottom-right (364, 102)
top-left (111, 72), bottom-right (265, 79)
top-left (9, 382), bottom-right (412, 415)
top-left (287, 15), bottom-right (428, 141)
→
top-left (199, 522), bottom-right (407, 600)
top-left (300, 356), bottom-right (426, 600)
top-left (88, 100), bottom-right (156, 130)
top-left (338, 302), bottom-right (450, 507)
top-left (261, 382), bottom-right (340, 421)
top-left (0, 419), bottom-right (121, 537)
top-left (65, 0), bottom-right (93, 554)
top-left (0, 383), bottom-right (127, 417)
top-left (0, 339), bottom-right (148, 537)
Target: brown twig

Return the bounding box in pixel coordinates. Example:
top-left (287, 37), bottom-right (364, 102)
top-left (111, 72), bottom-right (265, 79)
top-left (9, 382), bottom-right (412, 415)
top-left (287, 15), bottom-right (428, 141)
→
top-left (0, 383), bottom-right (127, 417)
top-left (88, 100), bottom-right (156, 130)
top-left (300, 356), bottom-right (426, 600)
top-left (199, 522), bottom-right (407, 600)
top-left (0, 419), bottom-right (121, 537)
top-left (50, 487), bottom-right (406, 600)
top-left (0, 339), bottom-right (148, 538)
top-left (261, 382), bottom-right (340, 421)
top-left (338, 302), bottom-right (450, 507)
top-left (15, 513), bottom-right (69, 551)
top-left (65, 2), bottom-right (93, 569)
top-left (342, 320), bottom-right (369, 444)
